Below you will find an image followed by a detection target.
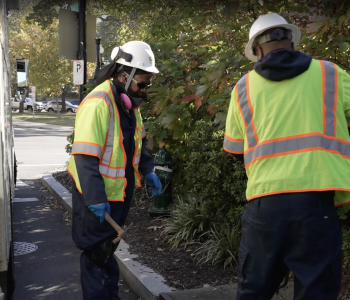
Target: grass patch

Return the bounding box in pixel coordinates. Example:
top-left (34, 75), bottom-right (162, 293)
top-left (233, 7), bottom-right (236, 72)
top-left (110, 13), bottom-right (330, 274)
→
top-left (12, 112), bottom-right (76, 127)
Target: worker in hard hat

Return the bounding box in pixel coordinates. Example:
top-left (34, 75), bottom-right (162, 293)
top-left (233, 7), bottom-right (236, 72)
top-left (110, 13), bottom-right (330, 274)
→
top-left (224, 13), bottom-right (350, 300)
top-left (67, 41), bottom-right (162, 300)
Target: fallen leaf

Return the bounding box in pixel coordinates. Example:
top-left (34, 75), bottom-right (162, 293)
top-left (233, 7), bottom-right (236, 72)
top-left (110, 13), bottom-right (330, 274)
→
top-left (147, 226), bottom-right (162, 231)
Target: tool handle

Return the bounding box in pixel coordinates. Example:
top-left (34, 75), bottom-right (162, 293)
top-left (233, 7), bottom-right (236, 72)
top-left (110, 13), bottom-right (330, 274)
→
top-left (104, 211), bottom-right (124, 235)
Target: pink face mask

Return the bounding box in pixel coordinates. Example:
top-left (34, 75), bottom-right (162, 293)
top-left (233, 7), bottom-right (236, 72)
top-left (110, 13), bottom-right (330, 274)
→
top-left (120, 93), bottom-right (143, 110)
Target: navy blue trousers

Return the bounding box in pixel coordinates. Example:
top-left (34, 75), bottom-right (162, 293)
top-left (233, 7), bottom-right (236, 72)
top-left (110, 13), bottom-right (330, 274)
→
top-left (71, 178), bottom-right (135, 300)
top-left (80, 250), bottom-right (120, 300)
top-left (237, 191), bottom-right (342, 300)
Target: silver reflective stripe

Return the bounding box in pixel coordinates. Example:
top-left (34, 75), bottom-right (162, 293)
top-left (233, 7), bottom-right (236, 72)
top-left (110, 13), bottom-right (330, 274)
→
top-left (142, 127), bottom-right (146, 138)
top-left (133, 155), bottom-right (141, 165)
top-left (223, 136), bottom-right (244, 153)
top-left (72, 143), bottom-right (103, 157)
top-left (237, 74), bottom-right (258, 148)
top-left (244, 134), bottom-right (350, 166)
top-left (88, 90), bottom-right (116, 165)
top-left (87, 91), bottom-right (114, 118)
top-left (322, 61), bottom-right (337, 136)
top-left (347, 118), bottom-right (350, 127)
top-left (99, 165), bottom-right (125, 178)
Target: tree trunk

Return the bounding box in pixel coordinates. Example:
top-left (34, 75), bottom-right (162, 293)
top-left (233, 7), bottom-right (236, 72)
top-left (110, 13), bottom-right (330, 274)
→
top-left (56, 97), bottom-right (60, 119)
top-left (61, 89), bottom-right (67, 113)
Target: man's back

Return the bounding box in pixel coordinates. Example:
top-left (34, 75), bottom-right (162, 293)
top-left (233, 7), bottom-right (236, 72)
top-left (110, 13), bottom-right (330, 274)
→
top-left (226, 50), bottom-right (350, 202)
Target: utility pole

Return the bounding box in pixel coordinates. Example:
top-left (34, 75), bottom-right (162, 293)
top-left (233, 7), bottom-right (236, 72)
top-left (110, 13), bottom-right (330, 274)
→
top-left (78, 0), bottom-right (86, 103)
top-left (95, 38), bottom-right (101, 74)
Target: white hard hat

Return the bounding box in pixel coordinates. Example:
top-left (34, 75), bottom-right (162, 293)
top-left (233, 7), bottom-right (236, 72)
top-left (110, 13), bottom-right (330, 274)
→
top-left (111, 41), bottom-right (159, 73)
top-left (245, 13), bottom-right (301, 62)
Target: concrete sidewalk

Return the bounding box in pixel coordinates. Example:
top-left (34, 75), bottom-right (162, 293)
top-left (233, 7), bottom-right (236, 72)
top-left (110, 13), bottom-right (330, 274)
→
top-left (42, 173), bottom-right (294, 300)
top-left (12, 117), bottom-right (73, 131)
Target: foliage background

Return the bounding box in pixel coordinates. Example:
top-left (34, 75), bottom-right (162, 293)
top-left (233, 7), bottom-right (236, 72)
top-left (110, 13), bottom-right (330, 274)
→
top-left (16, 0), bottom-right (350, 266)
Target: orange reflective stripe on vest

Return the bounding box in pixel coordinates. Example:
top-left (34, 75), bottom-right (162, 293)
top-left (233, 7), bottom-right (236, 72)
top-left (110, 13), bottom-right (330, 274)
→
top-left (133, 154), bottom-right (141, 165)
top-left (99, 164), bottom-right (125, 178)
top-left (223, 134), bottom-right (244, 154)
top-left (72, 142), bottom-right (103, 158)
top-left (237, 73), bottom-right (259, 149)
top-left (236, 60), bottom-right (342, 168)
top-left (244, 132), bottom-right (350, 168)
top-left (320, 60), bottom-right (338, 136)
top-left (86, 91), bottom-right (116, 167)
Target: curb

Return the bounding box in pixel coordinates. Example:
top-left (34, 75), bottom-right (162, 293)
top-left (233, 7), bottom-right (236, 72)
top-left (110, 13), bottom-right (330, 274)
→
top-left (42, 172), bottom-right (176, 300)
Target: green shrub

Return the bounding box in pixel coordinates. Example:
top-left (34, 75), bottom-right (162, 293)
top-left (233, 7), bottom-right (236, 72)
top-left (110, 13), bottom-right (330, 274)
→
top-left (65, 128), bottom-right (74, 155)
top-left (158, 120), bottom-right (247, 202)
top-left (160, 193), bottom-right (246, 266)
top-left (158, 120), bottom-right (247, 266)
top-left (192, 206), bottom-right (245, 268)
top-left (160, 194), bottom-right (213, 248)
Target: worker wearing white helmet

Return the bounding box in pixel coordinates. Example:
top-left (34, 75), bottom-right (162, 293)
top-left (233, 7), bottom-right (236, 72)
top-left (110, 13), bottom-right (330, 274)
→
top-left (68, 41), bottom-right (162, 300)
top-left (224, 13), bottom-right (350, 300)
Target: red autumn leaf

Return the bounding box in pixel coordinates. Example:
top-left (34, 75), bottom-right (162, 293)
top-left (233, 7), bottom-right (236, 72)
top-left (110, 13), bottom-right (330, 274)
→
top-left (181, 94), bottom-right (197, 102)
top-left (306, 21), bottom-right (324, 34)
top-left (194, 96), bottom-right (203, 108)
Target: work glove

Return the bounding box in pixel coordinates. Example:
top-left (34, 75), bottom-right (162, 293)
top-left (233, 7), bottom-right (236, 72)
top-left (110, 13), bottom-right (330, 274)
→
top-left (145, 172), bottom-right (162, 197)
top-left (88, 202), bottom-right (111, 223)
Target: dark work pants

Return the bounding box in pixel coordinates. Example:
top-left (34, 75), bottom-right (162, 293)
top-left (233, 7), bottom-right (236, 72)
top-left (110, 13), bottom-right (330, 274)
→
top-left (80, 249), bottom-right (120, 300)
top-left (236, 191), bottom-right (342, 300)
top-left (71, 176), bottom-right (135, 300)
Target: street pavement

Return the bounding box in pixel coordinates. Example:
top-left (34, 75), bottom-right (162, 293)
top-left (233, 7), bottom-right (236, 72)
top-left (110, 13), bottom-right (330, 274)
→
top-left (13, 118), bottom-right (72, 179)
top-left (12, 119), bottom-right (139, 300)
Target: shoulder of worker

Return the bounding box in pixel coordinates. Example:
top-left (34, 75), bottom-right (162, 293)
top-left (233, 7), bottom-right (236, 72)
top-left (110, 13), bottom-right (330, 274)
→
top-left (79, 79), bottom-right (119, 109)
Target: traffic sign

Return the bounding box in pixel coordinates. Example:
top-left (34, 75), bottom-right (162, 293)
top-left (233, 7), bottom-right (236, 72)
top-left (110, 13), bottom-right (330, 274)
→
top-left (31, 86), bottom-right (36, 99)
top-left (73, 60), bottom-right (84, 85)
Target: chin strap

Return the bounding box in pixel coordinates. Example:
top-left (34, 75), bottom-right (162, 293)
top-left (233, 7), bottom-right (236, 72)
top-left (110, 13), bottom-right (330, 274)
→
top-left (125, 67), bottom-right (137, 92)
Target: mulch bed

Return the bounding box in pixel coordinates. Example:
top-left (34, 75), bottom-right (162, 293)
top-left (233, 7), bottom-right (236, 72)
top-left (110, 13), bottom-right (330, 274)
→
top-left (52, 170), bottom-right (350, 297)
top-left (122, 199), bottom-right (236, 290)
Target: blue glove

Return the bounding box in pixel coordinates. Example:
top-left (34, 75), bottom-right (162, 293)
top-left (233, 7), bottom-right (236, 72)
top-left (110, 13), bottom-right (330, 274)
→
top-left (88, 202), bottom-right (111, 223)
top-left (145, 172), bottom-right (162, 197)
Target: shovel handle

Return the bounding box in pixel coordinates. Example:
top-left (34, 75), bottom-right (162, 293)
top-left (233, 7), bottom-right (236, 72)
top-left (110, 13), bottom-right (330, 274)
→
top-left (104, 211), bottom-right (124, 236)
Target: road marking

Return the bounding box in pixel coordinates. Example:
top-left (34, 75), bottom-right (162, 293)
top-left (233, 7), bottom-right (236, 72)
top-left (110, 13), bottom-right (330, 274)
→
top-left (16, 179), bottom-right (29, 187)
top-left (13, 198), bottom-right (39, 203)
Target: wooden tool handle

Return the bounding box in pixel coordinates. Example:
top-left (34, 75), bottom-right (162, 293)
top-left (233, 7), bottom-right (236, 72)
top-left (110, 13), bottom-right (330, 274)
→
top-left (105, 211), bottom-right (124, 235)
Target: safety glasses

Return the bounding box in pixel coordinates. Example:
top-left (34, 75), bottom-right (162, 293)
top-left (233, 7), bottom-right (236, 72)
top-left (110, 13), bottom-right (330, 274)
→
top-left (131, 77), bottom-right (152, 90)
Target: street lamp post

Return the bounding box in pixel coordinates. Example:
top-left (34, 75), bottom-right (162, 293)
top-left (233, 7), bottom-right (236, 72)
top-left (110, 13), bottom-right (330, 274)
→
top-left (95, 38), bottom-right (101, 71)
top-left (94, 39), bottom-right (104, 76)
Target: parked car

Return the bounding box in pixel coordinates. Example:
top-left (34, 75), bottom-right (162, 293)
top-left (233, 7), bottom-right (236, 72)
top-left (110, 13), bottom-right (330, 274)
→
top-left (69, 100), bottom-right (80, 106)
top-left (11, 97), bottom-right (44, 112)
top-left (44, 100), bottom-right (78, 113)
top-left (25, 98), bottom-right (45, 112)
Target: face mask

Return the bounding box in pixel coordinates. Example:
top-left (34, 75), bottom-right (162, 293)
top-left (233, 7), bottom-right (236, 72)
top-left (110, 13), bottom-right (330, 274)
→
top-left (114, 79), bottom-right (144, 109)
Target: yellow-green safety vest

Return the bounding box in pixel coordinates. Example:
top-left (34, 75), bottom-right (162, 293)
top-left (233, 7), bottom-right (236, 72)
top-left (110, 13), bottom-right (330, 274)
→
top-left (67, 79), bottom-right (146, 201)
top-left (224, 59), bottom-right (350, 206)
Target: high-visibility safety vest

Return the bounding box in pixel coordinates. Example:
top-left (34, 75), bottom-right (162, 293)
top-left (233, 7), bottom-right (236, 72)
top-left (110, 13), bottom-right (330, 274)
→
top-left (224, 59), bottom-right (350, 206)
top-left (67, 79), bottom-right (146, 201)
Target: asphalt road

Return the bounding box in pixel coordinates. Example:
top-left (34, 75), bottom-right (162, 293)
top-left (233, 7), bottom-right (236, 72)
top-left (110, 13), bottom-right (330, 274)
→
top-left (13, 118), bottom-right (72, 179)
top-left (12, 119), bottom-right (139, 300)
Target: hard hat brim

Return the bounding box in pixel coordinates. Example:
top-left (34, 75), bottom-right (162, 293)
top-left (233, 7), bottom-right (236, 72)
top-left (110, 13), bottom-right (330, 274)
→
top-left (116, 59), bottom-right (159, 74)
top-left (245, 24), bottom-right (301, 63)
